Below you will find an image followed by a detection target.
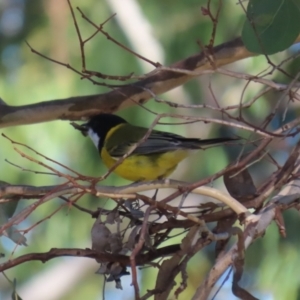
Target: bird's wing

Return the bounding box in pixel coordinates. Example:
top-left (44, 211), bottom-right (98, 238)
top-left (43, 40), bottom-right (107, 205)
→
top-left (131, 131), bottom-right (189, 154)
top-left (105, 124), bottom-right (234, 157)
top-left (105, 125), bottom-right (187, 157)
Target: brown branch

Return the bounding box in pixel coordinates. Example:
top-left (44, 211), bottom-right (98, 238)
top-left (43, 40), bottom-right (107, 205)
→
top-left (0, 246), bottom-right (181, 272)
top-left (191, 152), bottom-right (300, 299)
top-left (77, 7), bottom-right (160, 68)
top-left (130, 206), bottom-right (152, 299)
top-left (2, 31), bottom-right (300, 129)
top-left (0, 36), bottom-right (264, 129)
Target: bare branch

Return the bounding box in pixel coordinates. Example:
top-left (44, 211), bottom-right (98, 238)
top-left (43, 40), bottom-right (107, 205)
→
top-left (1, 36), bottom-right (291, 129)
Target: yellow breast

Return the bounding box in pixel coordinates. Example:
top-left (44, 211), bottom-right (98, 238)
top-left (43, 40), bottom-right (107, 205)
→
top-left (99, 124), bottom-right (191, 181)
top-left (101, 148), bottom-right (189, 181)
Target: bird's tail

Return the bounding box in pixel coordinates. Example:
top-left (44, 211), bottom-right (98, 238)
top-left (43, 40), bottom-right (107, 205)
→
top-left (180, 137), bottom-right (239, 149)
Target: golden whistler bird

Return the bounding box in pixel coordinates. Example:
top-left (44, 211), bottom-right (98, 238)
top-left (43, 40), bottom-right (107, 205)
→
top-left (75, 114), bottom-right (236, 181)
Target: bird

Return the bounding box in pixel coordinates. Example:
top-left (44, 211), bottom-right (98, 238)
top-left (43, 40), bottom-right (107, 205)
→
top-left (74, 114), bottom-right (237, 181)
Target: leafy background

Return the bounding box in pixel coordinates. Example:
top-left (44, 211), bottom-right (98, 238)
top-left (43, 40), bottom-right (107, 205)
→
top-left (0, 0), bottom-right (299, 299)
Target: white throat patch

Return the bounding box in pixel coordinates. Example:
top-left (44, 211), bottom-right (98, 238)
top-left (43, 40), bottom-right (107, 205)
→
top-left (88, 128), bottom-right (100, 149)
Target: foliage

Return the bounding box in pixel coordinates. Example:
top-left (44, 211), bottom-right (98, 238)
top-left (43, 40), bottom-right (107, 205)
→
top-left (242, 0), bottom-right (300, 54)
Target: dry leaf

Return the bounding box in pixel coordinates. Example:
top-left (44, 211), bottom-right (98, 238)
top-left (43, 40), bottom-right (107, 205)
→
top-left (224, 168), bottom-right (257, 202)
top-left (91, 217), bottom-right (111, 253)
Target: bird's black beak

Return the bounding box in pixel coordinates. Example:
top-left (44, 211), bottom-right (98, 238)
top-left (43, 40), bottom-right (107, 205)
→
top-left (70, 122), bottom-right (89, 137)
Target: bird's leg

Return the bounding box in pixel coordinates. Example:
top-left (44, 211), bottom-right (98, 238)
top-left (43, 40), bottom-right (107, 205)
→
top-left (152, 189), bottom-right (159, 200)
top-left (175, 191), bottom-right (189, 217)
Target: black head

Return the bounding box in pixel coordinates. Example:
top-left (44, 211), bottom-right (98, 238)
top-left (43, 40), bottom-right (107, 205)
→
top-left (87, 113), bottom-right (126, 135)
top-left (76, 114), bottom-right (127, 150)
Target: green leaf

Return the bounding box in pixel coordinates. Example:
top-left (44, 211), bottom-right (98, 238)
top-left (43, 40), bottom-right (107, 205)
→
top-left (242, 0), bottom-right (300, 54)
top-left (291, 0), bottom-right (300, 11)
